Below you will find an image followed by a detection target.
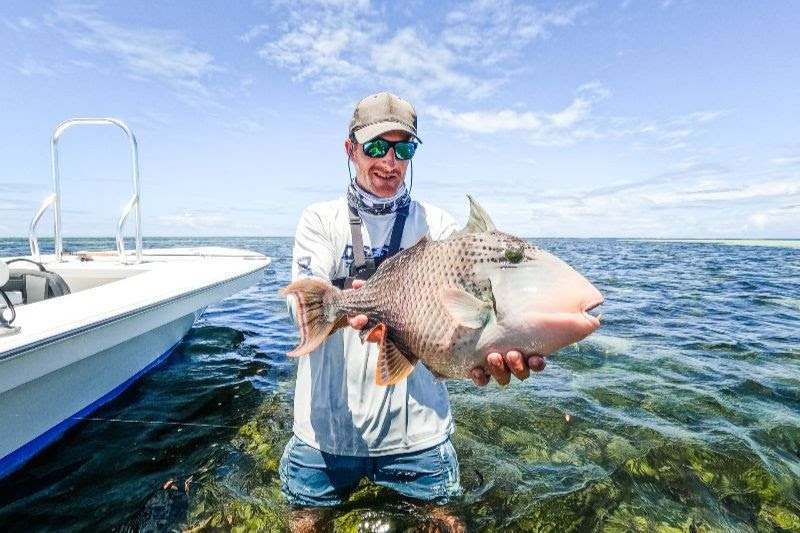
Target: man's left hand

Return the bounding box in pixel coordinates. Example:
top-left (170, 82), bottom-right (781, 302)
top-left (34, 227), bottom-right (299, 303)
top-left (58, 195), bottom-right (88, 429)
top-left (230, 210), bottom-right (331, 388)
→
top-left (471, 351), bottom-right (546, 386)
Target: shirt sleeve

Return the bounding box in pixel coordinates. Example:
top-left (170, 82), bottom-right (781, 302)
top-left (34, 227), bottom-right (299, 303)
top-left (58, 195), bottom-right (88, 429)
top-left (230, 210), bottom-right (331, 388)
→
top-left (428, 206), bottom-right (460, 241)
top-left (286, 206), bottom-right (338, 323)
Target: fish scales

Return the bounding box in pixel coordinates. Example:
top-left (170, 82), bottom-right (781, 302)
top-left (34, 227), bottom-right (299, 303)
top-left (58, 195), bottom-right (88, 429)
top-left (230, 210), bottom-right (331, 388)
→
top-left (334, 232), bottom-right (533, 377)
top-left (280, 196), bottom-right (604, 385)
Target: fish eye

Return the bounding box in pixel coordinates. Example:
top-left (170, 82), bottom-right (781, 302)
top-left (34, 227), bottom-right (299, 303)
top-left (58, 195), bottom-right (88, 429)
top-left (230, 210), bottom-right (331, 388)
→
top-left (505, 247), bottom-right (524, 264)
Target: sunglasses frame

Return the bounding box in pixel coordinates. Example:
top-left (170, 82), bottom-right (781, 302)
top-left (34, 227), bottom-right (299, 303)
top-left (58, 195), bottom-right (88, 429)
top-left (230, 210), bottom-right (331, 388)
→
top-left (361, 137), bottom-right (418, 160)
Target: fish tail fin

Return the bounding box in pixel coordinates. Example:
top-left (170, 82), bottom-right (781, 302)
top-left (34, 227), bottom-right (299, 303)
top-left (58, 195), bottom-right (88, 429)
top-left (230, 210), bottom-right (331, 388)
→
top-left (279, 278), bottom-right (343, 357)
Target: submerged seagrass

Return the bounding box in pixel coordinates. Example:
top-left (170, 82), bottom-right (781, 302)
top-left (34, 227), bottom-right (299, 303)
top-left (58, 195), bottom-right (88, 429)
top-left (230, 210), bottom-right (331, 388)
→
top-left (280, 196), bottom-right (604, 385)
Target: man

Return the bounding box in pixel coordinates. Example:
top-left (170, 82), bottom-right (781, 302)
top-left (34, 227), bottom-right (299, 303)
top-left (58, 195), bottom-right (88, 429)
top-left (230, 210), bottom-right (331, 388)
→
top-left (281, 92), bottom-right (546, 531)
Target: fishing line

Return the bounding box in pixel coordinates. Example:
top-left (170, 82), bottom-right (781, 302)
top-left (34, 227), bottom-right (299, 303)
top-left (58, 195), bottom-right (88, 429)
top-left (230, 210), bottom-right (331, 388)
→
top-left (71, 416), bottom-right (240, 429)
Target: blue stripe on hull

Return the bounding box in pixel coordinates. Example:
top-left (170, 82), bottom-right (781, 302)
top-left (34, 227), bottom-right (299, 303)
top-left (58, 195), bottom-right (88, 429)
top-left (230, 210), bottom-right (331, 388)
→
top-left (0, 339), bottom-right (183, 480)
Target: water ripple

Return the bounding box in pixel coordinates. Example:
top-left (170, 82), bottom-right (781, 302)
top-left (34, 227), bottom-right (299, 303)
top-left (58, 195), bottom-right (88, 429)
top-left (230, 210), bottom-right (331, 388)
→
top-left (0, 237), bottom-right (798, 531)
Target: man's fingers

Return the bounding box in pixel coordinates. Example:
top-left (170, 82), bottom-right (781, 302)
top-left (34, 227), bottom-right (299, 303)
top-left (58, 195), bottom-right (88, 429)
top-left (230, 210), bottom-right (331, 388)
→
top-left (471, 368), bottom-right (489, 387)
top-left (505, 350), bottom-right (530, 381)
top-left (347, 314), bottom-right (368, 330)
top-left (527, 355), bottom-right (546, 372)
top-left (351, 279), bottom-right (366, 289)
top-left (487, 352), bottom-right (511, 386)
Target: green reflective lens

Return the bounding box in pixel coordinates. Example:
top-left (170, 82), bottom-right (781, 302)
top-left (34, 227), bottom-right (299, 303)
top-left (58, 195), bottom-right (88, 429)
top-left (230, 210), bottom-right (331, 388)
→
top-left (364, 139), bottom-right (389, 158)
top-left (393, 142), bottom-right (415, 160)
top-left (362, 138), bottom-right (417, 160)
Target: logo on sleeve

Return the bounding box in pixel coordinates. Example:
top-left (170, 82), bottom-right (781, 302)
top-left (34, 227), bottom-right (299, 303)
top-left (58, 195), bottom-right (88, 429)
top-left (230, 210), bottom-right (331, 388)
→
top-left (296, 256), bottom-right (312, 278)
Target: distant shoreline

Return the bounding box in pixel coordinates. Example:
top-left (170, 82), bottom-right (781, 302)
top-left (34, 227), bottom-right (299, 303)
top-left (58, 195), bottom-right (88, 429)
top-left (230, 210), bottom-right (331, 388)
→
top-left (628, 239), bottom-right (800, 249)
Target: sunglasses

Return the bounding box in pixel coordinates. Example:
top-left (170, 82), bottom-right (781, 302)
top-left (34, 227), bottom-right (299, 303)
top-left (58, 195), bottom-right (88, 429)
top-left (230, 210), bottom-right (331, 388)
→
top-left (362, 138), bottom-right (418, 160)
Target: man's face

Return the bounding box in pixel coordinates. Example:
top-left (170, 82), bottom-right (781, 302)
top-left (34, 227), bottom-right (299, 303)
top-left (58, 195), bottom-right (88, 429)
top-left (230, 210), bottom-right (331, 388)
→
top-left (345, 130), bottom-right (411, 198)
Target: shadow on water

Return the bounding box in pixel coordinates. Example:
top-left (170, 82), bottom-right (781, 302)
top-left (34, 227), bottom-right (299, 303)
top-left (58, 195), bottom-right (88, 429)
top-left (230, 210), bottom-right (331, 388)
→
top-left (1, 237), bottom-right (799, 532)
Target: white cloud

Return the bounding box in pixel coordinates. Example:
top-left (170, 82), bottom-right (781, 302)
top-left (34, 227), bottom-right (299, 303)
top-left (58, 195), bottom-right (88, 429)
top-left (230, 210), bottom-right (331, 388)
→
top-left (0, 202), bottom-right (24, 211)
top-left (17, 57), bottom-right (56, 77)
top-left (746, 204), bottom-right (800, 232)
top-left (771, 156), bottom-right (800, 166)
top-left (239, 24), bottom-right (269, 43)
top-left (257, 0), bottom-right (590, 101)
top-left (260, 11), bottom-right (374, 93)
top-left (3, 16), bottom-right (38, 32)
top-left (428, 84), bottom-right (726, 151)
top-left (748, 213), bottom-right (770, 229)
top-left (443, 1), bottom-right (590, 65)
top-left (153, 208), bottom-right (273, 236)
top-left (225, 118), bottom-right (266, 134)
top-left (157, 212), bottom-right (227, 230)
top-left (613, 110), bottom-right (728, 152)
top-left (369, 27), bottom-right (504, 101)
top-left (428, 83), bottom-right (609, 146)
top-left (47, 4), bottom-right (221, 105)
top-left (461, 158), bottom-right (800, 237)
top-left (645, 178), bottom-right (800, 205)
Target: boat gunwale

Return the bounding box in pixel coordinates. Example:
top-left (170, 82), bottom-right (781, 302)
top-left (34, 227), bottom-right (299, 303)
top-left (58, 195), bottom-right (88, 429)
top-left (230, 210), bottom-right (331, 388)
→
top-left (0, 257), bottom-right (269, 362)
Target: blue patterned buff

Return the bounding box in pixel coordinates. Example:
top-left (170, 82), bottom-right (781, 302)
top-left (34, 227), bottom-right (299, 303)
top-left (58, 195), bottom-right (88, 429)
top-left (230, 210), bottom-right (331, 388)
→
top-left (347, 180), bottom-right (411, 216)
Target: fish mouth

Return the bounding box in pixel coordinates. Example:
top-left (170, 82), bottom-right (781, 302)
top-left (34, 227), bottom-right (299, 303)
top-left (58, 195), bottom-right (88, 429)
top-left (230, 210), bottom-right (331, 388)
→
top-left (582, 299), bottom-right (604, 327)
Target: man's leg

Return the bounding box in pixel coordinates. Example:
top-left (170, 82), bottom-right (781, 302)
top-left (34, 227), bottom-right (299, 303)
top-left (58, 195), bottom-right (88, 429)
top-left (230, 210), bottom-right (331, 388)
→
top-left (371, 438), bottom-right (465, 531)
top-left (279, 436), bottom-right (365, 531)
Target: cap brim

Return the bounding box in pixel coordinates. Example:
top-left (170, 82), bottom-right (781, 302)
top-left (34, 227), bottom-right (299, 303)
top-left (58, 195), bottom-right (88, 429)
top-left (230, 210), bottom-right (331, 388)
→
top-left (353, 121), bottom-right (422, 144)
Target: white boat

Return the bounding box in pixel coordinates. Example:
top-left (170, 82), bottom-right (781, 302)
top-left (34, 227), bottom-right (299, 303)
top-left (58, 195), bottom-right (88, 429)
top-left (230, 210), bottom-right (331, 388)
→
top-left (0, 119), bottom-right (270, 478)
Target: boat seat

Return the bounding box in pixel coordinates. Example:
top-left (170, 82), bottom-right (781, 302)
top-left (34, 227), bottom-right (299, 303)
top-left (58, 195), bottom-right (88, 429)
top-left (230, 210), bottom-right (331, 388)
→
top-left (0, 259), bottom-right (71, 305)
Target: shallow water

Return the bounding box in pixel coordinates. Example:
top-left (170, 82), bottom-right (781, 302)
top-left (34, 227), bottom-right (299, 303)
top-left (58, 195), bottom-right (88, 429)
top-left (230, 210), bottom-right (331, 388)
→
top-left (0, 237), bottom-right (798, 532)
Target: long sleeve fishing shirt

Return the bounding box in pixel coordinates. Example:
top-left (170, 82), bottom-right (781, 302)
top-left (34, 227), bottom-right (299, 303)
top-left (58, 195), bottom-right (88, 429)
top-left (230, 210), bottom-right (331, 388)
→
top-left (287, 197), bottom-right (459, 456)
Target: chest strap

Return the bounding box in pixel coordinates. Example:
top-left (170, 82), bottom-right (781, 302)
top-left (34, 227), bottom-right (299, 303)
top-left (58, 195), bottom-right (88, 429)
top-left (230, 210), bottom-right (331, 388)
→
top-left (332, 205), bottom-right (409, 289)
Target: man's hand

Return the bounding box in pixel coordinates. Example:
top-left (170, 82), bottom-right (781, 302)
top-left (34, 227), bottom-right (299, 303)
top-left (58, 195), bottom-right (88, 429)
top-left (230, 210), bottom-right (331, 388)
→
top-left (347, 279), bottom-right (368, 330)
top-left (470, 351), bottom-right (547, 386)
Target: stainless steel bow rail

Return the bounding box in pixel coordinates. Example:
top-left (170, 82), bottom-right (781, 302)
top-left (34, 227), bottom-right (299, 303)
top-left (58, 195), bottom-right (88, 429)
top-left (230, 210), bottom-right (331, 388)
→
top-left (28, 118), bottom-right (143, 264)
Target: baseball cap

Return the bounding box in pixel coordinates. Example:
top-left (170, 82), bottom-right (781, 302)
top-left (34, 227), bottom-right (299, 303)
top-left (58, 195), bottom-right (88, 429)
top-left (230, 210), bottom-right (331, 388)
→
top-left (348, 92), bottom-right (422, 144)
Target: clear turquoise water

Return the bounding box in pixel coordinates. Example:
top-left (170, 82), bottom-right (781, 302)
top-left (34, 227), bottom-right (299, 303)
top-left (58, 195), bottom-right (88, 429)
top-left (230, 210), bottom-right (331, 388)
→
top-left (0, 237), bottom-right (798, 532)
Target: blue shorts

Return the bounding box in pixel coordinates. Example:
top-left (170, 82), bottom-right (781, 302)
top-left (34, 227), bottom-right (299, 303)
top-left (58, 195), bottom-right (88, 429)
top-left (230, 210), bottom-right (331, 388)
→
top-left (279, 435), bottom-right (462, 507)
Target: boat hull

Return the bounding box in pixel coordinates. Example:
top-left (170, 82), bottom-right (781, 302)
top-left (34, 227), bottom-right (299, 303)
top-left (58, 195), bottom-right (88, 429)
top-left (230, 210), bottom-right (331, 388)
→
top-left (0, 251), bottom-right (267, 479)
top-left (0, 311), bottom-right (197, 478)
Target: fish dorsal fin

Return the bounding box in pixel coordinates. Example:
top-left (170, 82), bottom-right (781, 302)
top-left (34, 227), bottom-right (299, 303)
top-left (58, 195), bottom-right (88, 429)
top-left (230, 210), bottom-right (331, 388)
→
top-left (440, 288), bottom-right (493, 329)
top-left (454, 195), bottom-right (496, 237)
top-left (363, 323), bottom-right (418, 386)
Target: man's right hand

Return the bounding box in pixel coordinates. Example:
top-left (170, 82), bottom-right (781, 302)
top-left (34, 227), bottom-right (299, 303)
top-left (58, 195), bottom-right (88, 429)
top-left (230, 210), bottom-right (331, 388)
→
top-left (347, 279), bottom-right (369, 330)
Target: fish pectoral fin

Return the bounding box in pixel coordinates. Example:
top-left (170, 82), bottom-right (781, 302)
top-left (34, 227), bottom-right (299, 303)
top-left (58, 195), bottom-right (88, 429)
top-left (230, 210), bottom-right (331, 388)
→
top-left (364, 322), bottom-right (418, 386)
top-left (376, 336), bottom-right (418, 386)
top-left (441, 288), bottom-right (492, 329)
top-left (452, 195), bottom-right (497, 237)
top-left (360, 320), bottom-right (383, 344)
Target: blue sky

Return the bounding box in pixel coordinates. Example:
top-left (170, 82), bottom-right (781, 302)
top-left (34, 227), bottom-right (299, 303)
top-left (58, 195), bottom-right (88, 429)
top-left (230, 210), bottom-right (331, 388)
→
top-left (1, 1), bottom-right (798, 238)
